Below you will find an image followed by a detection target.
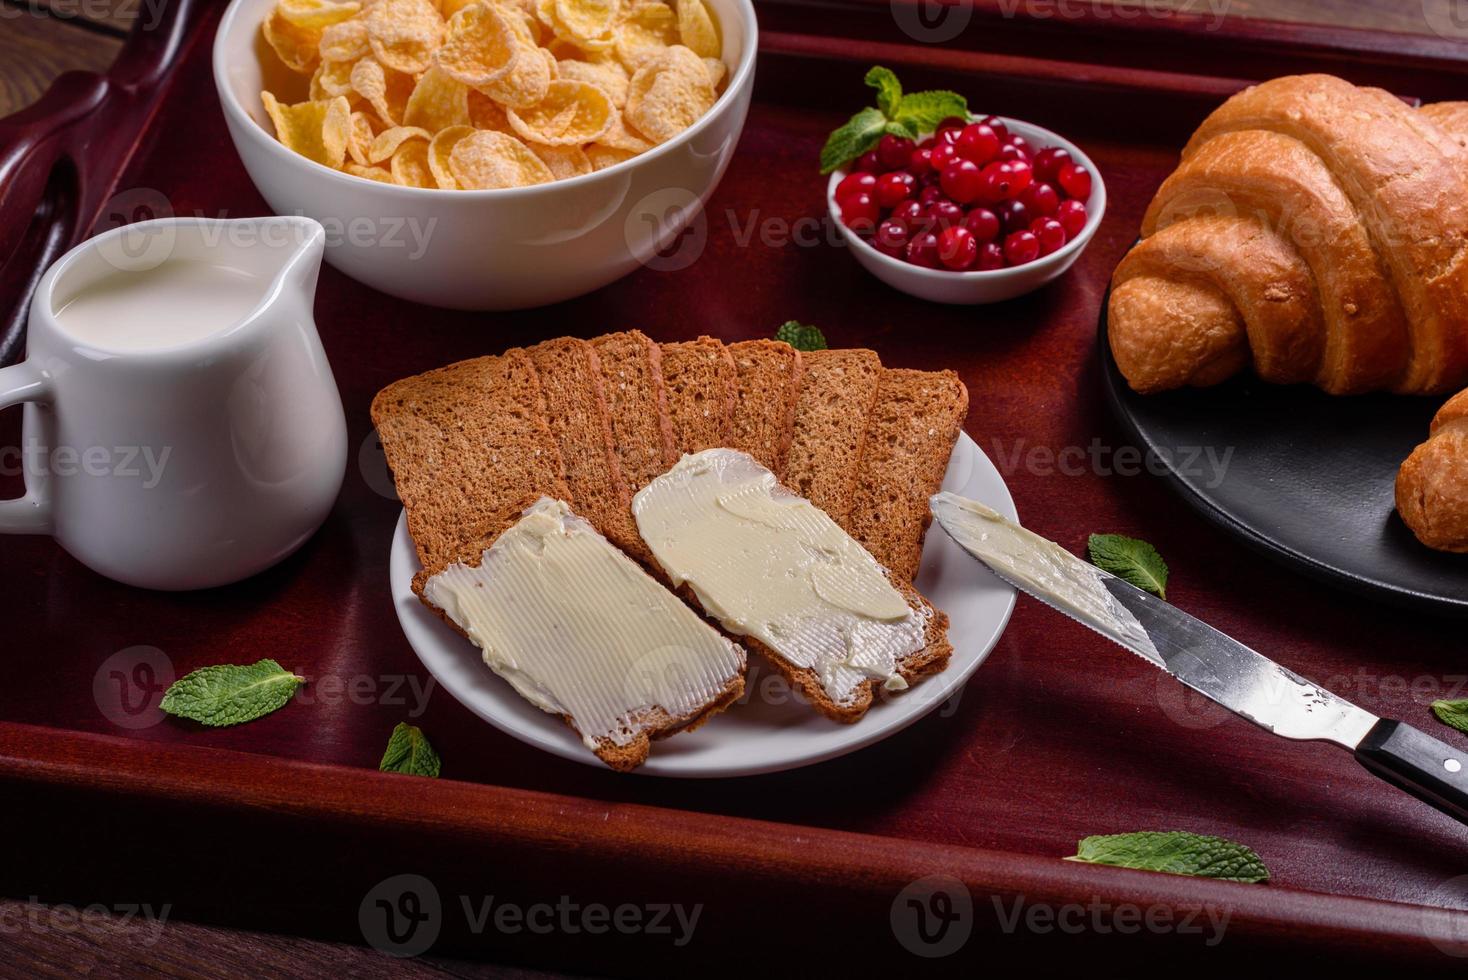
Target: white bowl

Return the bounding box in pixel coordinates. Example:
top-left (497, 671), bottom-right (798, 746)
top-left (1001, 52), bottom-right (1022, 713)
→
top-left (214, 0), bottom-right (757, 311)
top-left (827, 117), bottom-right (1106, 305)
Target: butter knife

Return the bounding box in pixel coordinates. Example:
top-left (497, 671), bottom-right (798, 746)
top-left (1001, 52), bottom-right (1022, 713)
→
top-left (930, 491), bottom-right (1468, 827)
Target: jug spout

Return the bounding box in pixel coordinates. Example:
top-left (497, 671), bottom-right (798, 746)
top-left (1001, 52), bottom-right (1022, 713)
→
top-left (256, 215), bottom-right (327, 305)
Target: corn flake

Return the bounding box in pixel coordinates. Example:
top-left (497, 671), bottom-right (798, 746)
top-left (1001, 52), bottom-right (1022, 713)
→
top-left (429, 125), bottom-right (477, 188)
top-left (507, 79), bottom-right (613, 144)
top-left (530, 141), bottom-right (594, 180)
top-left (279, 0), bottom-right (361, 30)
top-left (320, 18), bottom-right (371, 60)
top-left (347, 110), bottom-right (379, 164)
top-left (624, 44), bottom-right (713, 144)
top-left (435, 3), bottom-right (520, 88)
top-left (262, 92), bottom-right (352, 169)
top-left (391, 138), bottom-right (437, 186)
top-left (404, 66), bottom-right (471, 130)
top-left (449, 130), bottom-right (555, 188)
top-left (366, 0), bottom-right (445, 74)
top-left (675, 0), bottom-right (718, 58)
top-left (586, 143), bottom-right (637, 170)
top-left (614, 2), bottom-right (677, 70)
top-left (556, 57), bottom-right (628, 107)
top-left (351, 57), bottom-right (416, 125)
top-left (554, 0), bottom-right (619, 46)
top-left (263, 9), bottom-right (323, 74)
top-left (369, 125), bottom-right (432, 163)
top-left (468, 89), bottom-right (513, 131)
top-left (345, 162), bottom-right (395, 181)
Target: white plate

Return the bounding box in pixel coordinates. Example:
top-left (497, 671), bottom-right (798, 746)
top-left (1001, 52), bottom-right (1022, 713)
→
top-left (390, 432), bottom-right (1018, 778)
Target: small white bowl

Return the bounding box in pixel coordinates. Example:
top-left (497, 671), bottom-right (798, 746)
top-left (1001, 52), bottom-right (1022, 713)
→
top-left (214, 0), bottom-right (757, 311)
top-left (828, 117), bottom-right (1106, 305)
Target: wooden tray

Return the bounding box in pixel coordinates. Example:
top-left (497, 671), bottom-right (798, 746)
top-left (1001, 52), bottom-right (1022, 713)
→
top-left (3, 0), bottom-right (1468, 969)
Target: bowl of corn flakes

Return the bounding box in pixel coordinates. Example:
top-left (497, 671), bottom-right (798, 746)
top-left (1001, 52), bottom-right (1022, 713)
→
top-left (214, 0), bottom-right (756, 310)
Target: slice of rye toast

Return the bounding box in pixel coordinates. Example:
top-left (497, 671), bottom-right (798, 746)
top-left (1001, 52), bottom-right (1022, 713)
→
top-left (591, 330), bottom-right (678, 491)
top-left (370, 351), bottom-right (571, 573)
top-left (726, 340), bottom-right (804, 475)
top-left (783, 348), bottom-right (884, 523)
top-left (413, 502), bottom-right (747, 772)
top-left (846, 368), bottom-right (970, 583)
top-left (521, 337), bottom-right (650, 563)
top-left (660, 336), bottom-right (738, 455)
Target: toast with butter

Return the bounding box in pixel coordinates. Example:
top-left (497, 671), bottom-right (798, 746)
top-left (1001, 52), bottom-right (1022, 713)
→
top-left (421, 498), bottom-right (748, 771)
top-left (633, 449), bottom-right (952, 724)
top-left (847, 368), bottom-right (969, 582)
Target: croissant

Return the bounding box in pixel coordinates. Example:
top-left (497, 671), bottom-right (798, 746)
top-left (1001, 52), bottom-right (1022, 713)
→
top-left (1109, 75), bottom-right (1468, 397)
top-left (1397, 389), bottom-right (1468, 553)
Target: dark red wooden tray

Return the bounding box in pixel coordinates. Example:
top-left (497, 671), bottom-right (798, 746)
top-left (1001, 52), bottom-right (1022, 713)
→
top-left (3, 1), bottom-right (1468, 971)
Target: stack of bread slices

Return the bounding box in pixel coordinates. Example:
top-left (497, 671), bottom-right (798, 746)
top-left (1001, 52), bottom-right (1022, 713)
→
top-left (372, 331), bottom-right (969, 768)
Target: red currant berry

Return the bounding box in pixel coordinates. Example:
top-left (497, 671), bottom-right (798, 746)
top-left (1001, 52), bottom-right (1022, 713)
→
top-left (996, 199), bottom-right (1033, 235)
top-left (890, 199), bottom-right (927, 229)
top-left (1033, 146), bottom-right (1072, 183)
top-left (1031, 216), bottom-right (1068, 256)
top-left (856, 150), bottom-right (882, 173)
top-left (1003, 229), bottom-right (1040, 266)
top-left (835, 171), bottom-right (876, 205)
top-left (955, 124), bottom-right (1001, 166)
top-left (1009, 135), bottom-right (1034, 160)
top-left (1058, 161), bottom-right (1093, 200)
top-left (938, 226), bottom-right (979, 271)
top-left (1057, 199), bottom-right (1088, 238)
top-left (940, 159), bottom-right (984, 205)
top-left (979, 160), bottom-right (1030, 203)
top-left (962, 207), bottom-right (1000, 243)
top-left (996, 144), bottom-right (1025, 163)
top-left (878, 134), bottom-right (916, 171)
top-left (917, 136), bottom-right (937, 150)
top-left (907, 147), bottom-right (935, 177)
top-left (1018, 182), bottom-right (1060, 218)
top-left (926, 199), bottom-right (965, 230)
top-left (930, 142), bottom-right (960, 172)
top-left (906, 230), bottom-right (941, 268)
top-left (874, 219), bottom-right (911, 257)
top-left (875, 171), bottom-right (916, 209)
top-left (936, 116), bottom-right (968, 137)
top-left (976, 241), bottom-right (1006, 271)
top-left (918, 183), bottom-right (946, 207)
top-left (839, 191), bottom-right (881, 233)
top-left (979, 116), bottom-right (1010, 144)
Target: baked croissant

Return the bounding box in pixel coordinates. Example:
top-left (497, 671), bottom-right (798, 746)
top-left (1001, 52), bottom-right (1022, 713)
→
top-left (1109, 75), bottom-right (1468, 397)
top-left (1397, 389), bottom-right (1468, 553)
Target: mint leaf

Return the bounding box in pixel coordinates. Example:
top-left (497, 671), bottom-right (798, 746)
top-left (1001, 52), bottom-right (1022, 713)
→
top-left (1433, 700), bottom-right (1468, 735)
top-left (819, 106), bottom-right (887, 174)
top-left (891, 89), bottom-right (968, 136)
top-left (1088, 533), bottom-right (1169, 600)
top-left (379, 722), bottom-right (441, 778)
top-left (865, 65), bottom-right (902, 118)
top-left (160, 659), bottom-right (304, 727)
top-left (1068, 832), bottom-right (1269, 883)
top-left (776, 321), bottom-right (828, 351)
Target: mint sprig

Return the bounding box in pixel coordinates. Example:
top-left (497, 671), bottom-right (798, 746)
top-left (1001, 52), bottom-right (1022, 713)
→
top-left (159, 658), bottom-right (304, 727)
top-left (819, 66), bottom-right (968, 174)
top-left (1067, 832), bottom-right (1270, 883)
top-left (1432, 700), bottom-right (1468, 736)
top-left (1088, 533), bottom-right (1169, 600)
top-left (380, 722), bottom-right (441, 777)
top-left (776, 321), bottom-right (828, 352)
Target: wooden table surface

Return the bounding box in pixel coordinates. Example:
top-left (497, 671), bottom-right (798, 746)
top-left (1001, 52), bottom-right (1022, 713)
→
top-left (0, 0), bottom-right (1458, 975)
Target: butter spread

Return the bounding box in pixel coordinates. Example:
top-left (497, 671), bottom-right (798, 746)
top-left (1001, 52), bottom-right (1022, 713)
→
top-left (929, 492), bottom-right (1161, 664)
top-left (632, 449), bottom-right (928, 706)
top-left (423, 497), bottom-right (746, 749)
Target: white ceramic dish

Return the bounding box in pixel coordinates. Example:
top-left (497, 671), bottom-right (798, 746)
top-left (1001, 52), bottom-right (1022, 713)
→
top-left (390, 432), bottom-right (1018, 778)
top-left (213, 0), bottom-right (758, 311)
top-left (828, 118), bottom-right (1106, 305)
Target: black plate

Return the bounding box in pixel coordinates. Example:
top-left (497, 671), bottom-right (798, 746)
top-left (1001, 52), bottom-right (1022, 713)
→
top-left (1099, 303), bottom-right (1468, 617)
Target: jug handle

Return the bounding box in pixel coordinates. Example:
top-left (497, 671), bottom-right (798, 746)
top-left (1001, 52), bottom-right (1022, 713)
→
top-left (0, 362), bottom-right (54, 535)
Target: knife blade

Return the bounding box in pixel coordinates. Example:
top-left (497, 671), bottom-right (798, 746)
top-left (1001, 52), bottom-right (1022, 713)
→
top-left (930, 491), bottom-right (1468, 827)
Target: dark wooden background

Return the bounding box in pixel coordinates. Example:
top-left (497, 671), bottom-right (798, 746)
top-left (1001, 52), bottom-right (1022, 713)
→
top-left (0, 0), bottom-right (1459, 975)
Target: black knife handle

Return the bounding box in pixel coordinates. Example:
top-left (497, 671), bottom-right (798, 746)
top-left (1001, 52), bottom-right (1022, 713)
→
top-left (1355, 719), bottom-right (1468, 826)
